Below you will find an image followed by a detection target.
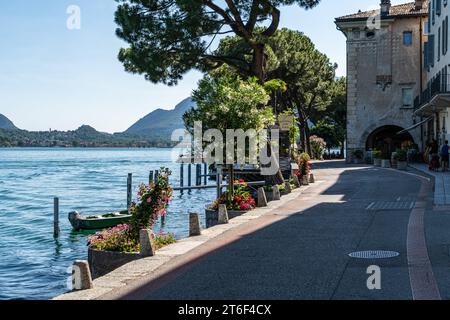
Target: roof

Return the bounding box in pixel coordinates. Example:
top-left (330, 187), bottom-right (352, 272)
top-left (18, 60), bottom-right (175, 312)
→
top-left (335, 2), bottom-right (428, 22)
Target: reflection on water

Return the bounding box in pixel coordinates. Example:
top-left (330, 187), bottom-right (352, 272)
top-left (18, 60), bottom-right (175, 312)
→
top-left (0, 148), bottom-right (215, 300)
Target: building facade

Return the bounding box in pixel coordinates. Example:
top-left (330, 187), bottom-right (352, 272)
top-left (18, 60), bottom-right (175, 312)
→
top-left (336, 0), bottom-right (428, 161)
top-left (414, 0), bottom-right (450, 148)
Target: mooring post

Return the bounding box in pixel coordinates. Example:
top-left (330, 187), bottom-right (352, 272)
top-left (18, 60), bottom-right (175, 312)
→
top-left (180, 163), bottom-right (184, 194)
top-left (127, 173), bottom-right (132, 214)
top-left (188, 164), bottom-right (192, 191)
top-left (196, 164), bottom-right (201, 186)
top-left (203, 162), bottom-right (208, 185)
top-left (53, 197), bottom-right (59, 238)
top-left (216, 166), bottom-right (223, 199)
top-left (149, 170), bottom-right (154, 186)
top-left (155, 170), bottom-right (159, 181)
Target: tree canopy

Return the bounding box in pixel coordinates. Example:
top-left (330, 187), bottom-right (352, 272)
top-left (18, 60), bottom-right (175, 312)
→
top-left (114, 0), bottom-right (321, 84)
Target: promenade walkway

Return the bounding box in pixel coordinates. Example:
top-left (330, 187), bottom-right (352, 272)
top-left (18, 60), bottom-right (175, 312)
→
top-left (409, 163), bottom-right (450, 206)
top-left (57, 161), bottom-right (449, 300)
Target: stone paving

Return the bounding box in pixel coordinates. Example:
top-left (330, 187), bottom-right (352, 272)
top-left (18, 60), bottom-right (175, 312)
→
top-left (409, 163), bottom-right (450, 205)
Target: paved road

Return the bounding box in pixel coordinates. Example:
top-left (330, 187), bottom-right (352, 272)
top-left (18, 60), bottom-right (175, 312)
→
top-left (101, 161), bottom-right (445, 300)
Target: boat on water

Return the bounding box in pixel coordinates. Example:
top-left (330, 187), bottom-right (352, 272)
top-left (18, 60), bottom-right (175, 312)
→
top-left (68, 210), bottom-right (131, 231)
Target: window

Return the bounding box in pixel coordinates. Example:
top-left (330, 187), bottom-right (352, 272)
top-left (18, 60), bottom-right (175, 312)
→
top-left (402, 88), bottom-right (414, 108)
top-left (437, 0), bottom-right (442, 15)
top-left (403, 31), bottom-right (413, 45)
top-left (433, 0), bottom-right (436, 25)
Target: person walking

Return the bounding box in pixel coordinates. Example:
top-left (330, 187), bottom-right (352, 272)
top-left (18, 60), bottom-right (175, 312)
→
top-left (441, 140), bottom-right (449, 172)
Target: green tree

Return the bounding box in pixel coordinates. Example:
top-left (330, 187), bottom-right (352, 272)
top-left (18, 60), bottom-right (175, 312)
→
top-left (183, 75), bottom-right (275, 197)
top-left (213, 28), bottom-right (336, 154)
top-left (311, 77), bottom-right (347, 156)
top-left (310, 120), bottom-right (341, 155)
top-left (114, 0), bottom-right (320, 84)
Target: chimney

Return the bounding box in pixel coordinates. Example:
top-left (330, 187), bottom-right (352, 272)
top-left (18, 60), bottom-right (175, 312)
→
top-left (415, 0), bottom-right (424, 10)
top-left (380, 0), bottom-right (391, 16)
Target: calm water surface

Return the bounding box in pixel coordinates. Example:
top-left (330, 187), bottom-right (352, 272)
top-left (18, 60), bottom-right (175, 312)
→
top-left (0, 148), bottom-right (216, 300)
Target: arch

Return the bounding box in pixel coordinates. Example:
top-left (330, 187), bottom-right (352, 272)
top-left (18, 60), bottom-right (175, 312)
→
top-left (365, 125), bottom-right (415, 157)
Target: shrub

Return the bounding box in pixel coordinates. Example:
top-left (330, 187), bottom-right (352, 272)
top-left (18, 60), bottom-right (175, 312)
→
top-left (395, 149), bottom-right (407, 162)
top-left (210, 182), bottom-right (256, 211)
top-left (154, 231), bottom-right (177, 250)
top-left (372, 150), bottom-right (382, 159)
top-left (310, 135), bottom-right (327, 160)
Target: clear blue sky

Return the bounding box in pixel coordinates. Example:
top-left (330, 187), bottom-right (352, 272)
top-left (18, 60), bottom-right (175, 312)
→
top-left (0, 0), bottom-right (406, 133)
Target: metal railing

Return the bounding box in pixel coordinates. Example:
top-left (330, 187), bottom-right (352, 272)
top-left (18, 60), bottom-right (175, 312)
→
top-left (414, 73), bottom-right (450, 110)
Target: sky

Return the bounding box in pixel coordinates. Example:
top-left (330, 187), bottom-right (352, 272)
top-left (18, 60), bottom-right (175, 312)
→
top-left (0, 0), bottom-right (408, 133)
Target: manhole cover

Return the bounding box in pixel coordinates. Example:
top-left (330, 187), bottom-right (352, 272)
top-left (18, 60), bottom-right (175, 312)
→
top-left (349, 250), bottom-right (400, 259)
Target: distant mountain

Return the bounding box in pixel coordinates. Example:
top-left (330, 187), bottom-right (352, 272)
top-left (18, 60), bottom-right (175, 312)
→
top-left (0, 114), bottom-right (18, 130)
top-left (123, 97), bottom-right (196, 139)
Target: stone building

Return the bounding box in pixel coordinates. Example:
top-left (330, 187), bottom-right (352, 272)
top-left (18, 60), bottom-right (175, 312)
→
top-left (335, 0), bottom-right (429, 161)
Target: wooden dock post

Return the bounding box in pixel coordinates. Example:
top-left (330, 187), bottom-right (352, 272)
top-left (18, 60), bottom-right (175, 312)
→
top-left (149, 170), bottom-right (154, 185)
top-left (203, 162), bottom-right (208, 185)
top-left (155, 170), bottom-right (159, 181)
top-left (180, 163), bottom-right (184, 194)
top-left (53, 197), bottom-right (59, 238)
top-left (188, 164), bottom-right (192, 191)
top-left (216, 166), bottom-right (223, 199)
top-left (196, 164), bottom-right (201, 186)
top-left (127, 173), bottom-right (132, 214)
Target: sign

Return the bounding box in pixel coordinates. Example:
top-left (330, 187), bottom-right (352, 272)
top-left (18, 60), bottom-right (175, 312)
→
top-left (278, 115), bottom-right (294, 132)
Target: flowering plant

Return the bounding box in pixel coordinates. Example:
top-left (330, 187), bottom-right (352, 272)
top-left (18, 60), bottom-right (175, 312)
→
top-left (295, 152), bottom-right (311, 178)
top-left (210, 182), bottom-right (256, 211)
top-left (88, 167), bottom-right (174, 252)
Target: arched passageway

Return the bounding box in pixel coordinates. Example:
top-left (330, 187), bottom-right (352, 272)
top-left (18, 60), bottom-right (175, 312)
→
top-left (366, 125), bottom-right (415, 157)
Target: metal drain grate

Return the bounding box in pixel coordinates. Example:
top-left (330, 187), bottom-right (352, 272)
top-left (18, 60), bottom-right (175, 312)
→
top-left (349, 250), bottom-right (400, 259)
top-left (366, 201), bottom-right (415, 210)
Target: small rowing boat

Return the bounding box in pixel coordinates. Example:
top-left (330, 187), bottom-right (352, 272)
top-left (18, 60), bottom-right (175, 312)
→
top-left (68, 210), bottom-right (131, 231)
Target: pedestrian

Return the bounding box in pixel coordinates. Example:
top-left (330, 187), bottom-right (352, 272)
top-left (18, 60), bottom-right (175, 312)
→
top-left (441, 140), bottom-right (449, 172)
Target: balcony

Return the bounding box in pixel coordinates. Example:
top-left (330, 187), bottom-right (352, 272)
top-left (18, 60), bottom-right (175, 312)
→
top-left (414, 73), bottom-right (450, 116)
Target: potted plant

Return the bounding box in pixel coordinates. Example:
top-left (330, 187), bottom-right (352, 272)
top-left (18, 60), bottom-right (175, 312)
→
top-left (205, 181), bottom-right (256, 228)
top-left (87, 168), bottom-right (175, 279)
top-left (296, 152), bottom-right (311, 185)
top-left (352, 149), bottom-right (364, 164)
top-left (396, 149), bottom-right (408, 170)
top-left (372, 150), bottom-right (382, 167)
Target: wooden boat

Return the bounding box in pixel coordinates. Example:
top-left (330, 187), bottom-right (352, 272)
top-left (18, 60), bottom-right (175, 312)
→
top-left (68, 210), bottom-right (131, 231)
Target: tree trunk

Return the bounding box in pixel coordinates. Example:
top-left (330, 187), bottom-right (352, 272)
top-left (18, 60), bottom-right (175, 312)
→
top-left (252, 43), bottom-right (266, 83)
top-left (305, 123), bottom-right (312, 156)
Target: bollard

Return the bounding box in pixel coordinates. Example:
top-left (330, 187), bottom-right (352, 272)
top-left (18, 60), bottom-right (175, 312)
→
top-left (292, 175), bottom-right (301, 188)
top-left (302, 175), bottom-right (309, 186)
top-left (285, 181), bottom-right (292, 194)
top-left (272, 185), bottom-right (281, 201)
top-left (72, 260), bottom-right (93, 291)
top-left (139, 229), bottom-right (156, 257)
top-left (218, 204), bottom-right (229, 224)
top-left (54, 197), bottom-right (59, 238)
top-left (127, 173), bottom-right (132, 214)
top-left (257, 187), bottom-right (268, 207)
top-left (189, 212), bottom-right (201, 237)
top-left (309, 173), bottom-right (315, 183)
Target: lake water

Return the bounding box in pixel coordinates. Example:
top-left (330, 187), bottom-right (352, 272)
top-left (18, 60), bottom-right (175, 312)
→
top-left (0, 148), bottom-right (217, 300)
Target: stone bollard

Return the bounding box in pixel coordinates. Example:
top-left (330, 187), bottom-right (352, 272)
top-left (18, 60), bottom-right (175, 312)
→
top-left (302, 175), bottom-right (309, 186)
top-left (285, 181), bottom-right (292, 194)
top-left (292, 176), bottom-right (301, 188)
top-left (218, 204), bottom-right (229, 224)
top-left (139, 229), bottom-right (156, 257)
top-left (189, 212), bottom-right (201, 237)
top-left (309, 173), bottom-right (315, 183)
top-left (272, 185), bottom-right (281, 201)
top-left (257, 187), bottom-right (268, 207)
top-left (72, 260), bottom-right (94, 291)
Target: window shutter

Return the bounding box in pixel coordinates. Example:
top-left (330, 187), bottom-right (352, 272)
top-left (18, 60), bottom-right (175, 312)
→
top-left (430, 34), bottom-right (435, 67)
top-left (425, 41), bottom-right (429, 67)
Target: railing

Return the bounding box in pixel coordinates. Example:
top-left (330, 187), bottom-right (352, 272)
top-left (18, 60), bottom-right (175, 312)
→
top-left (415, 73), bottom-right (450, 110)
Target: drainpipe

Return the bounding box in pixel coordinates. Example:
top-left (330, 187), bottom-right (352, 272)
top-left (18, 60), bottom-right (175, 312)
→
top-left (420, 15), bottom-right (425, 151)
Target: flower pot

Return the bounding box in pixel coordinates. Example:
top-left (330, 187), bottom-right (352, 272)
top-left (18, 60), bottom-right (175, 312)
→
top-left (381, 159), bottom-right (391, 168)
top-left (88, 247), bottom-right (141, 279)
top-left (397, 161), bottom-right (407, 170)
top-left (205, 207), bottom-right (248, 228)
top-left (373, 158), bottom-right (382, 167)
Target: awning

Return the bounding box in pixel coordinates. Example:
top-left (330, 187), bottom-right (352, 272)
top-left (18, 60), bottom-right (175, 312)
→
top-left (397, 116), bottom-right (433, 135)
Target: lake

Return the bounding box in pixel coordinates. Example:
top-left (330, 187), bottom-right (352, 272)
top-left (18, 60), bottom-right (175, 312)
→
top-left (0, 148), bottom-right (217, 300)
